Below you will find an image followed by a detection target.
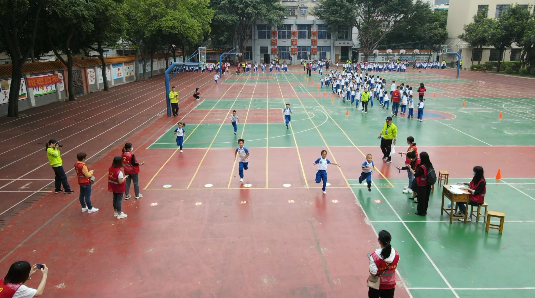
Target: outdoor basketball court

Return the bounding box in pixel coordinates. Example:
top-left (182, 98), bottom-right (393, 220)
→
top-left (0, 66), bottom-right (534, 297)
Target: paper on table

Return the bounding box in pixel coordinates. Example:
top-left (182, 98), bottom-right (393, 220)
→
top-left (448, 184), bottom-right (466, 194)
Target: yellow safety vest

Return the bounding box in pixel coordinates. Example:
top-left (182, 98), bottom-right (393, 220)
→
top-left (169, 91), bottom-right (178, 103)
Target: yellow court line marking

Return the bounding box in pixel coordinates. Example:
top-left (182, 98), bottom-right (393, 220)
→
top-left (287, 73), bottom-right (350, 188)
top-left (276, 73), bottom-right (309, 188)
top-left (290, 72), bottom-right (395, 188)
top-left (189, 73), bottom-right (254, 189)
top-left (145, 185), bottom-right (380, 191)
top-left (227, 73), bottom-right (260, 188)
top-left (144, 74), bottom-right (238, 190)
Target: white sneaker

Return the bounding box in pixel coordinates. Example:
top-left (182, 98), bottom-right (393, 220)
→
top-left (403, 187), bottom-right (408, 190)
top-left (116, 212), bottom-right (128, 219)
top-left (180, 150), bottom-right (183, 152)
top-left (407, 189), bottom-right (413, 194)
top-left (88, 207), bottom-right (99, 213)
top-left (135, 194), bottom-right (143, 199)
top-left (458, 217), bottom-right (471, 222)
top-left (402, 189), bottom-right (409, 194)
top-left (125, 194), bottom-right (131, 200)
top-left (82, 207), bottom-right (88, 212)
top-left (240, 178), bottom-right (243, 182)
top-left (114, 212), bottom-right (119, 218)
top-left (323, 191), bottom-right (326, 194)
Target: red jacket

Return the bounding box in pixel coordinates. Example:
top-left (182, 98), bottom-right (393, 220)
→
top-left (392, 90), bottom-right (401, 102)
top-left (418, 87), bottom-right (426, 95)
top-left (108, 166), bottom-right (125, 193)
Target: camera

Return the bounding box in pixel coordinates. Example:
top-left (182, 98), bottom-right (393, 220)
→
top-left (56, 142), bottom-right (63, 148)
top-left (36, 264), bottom-right (44, 269)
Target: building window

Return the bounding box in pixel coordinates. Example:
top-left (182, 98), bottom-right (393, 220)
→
top-left (260, 46), bottom-right (268, 54)
top-left (297, 24), bottom-right (311, 39)
top-left (285, 6), bottom-right (297, 16)
top-left (471, 48), bottom-right (483, 62)
top-left (301, 7), bottom-right (307, 15)
top-left (510, 49), bottom-right (521, 61)
top-left (317, 25), bottom-right (329, 39)
top-left (489, 48), bottom-right (502, 61)
top-left (297, 46), bottom-right (309, 60)
top-left (277, 46), bottom-right (290, 59)
top-left (477, 5), bottom-right (488, 17)
top-left (337, 29), bottom-right (350, 40)
top-left (278, 24), bottom-right (292, 39)
top-left (245, 46), bottom-right (252, 60)
top-left (317, 46), bottom-right (331, 60)
top-left (257, 25), bottom-right (270, 39)
top-left (495, 4), bottom-right (510, 18)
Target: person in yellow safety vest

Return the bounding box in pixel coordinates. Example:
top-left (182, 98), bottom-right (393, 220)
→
top-left (361, 89), bottom-right (370, 113)
top-left (460, 60), bottom-right (463, 68)
top-left (242, 62), bottom-right (246, 73)
top-left (169, 86), bottom-right (179, 117)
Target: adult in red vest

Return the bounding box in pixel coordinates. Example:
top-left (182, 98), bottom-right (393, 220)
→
top-left (109, 156), bottom-right (128, 219)
top-left (367, 230), bottom-right (399, 298)
top-left (414, 152), bottom-right (433, 216)
top-left (121, 143), bottom-right (144, 200)
top-left (455, 166), bottom-right (486, 221)
top-left (74, 152), bottom-right (98, 213)
top-left (417, 83), bottom-right (426, 101)
top-left (0, 261), bottom-right (48, 298)
top-left (391, 86), bottom-right (401, 117)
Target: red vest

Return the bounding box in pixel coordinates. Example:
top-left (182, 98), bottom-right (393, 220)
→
top-left (370, 251), bottom-right (400, 289)
top-left (416, 164), bottom-right (428, 186)
top-left (392, 90), bottom-right (401, 102)
top-left (74, 162), bottom-right (90, 186)
top-left (469, 178), bottom-right (486, 203)
top-left (405, 145), bottom-right (418, 165)
top-left (0, 278), bottom-right (21, 298)
top-left (108, 166), bottom-right (125, 193)
top-left (418, 87), bottom-right (426, 95)
top-left (121, 152), bottom-right (139, 175)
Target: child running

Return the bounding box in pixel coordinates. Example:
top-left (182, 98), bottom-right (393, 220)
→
top-left (359, 154), bottom-right (375, 191)
top-left (417, 98), bottom-right (425, 122)
top-left (230, 110), bottom-right (239, 135)
top-left (173, 122), bottom-right (186, 152)
top-left (283, 103), bottom-right (292, 129)
top-left (214, 73), bottom-right (219, 84)
top-left (313, 150), bottom-right (340, 194)
top-left (235, 139), bottom-right (250, 182)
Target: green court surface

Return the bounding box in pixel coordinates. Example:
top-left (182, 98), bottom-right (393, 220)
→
top-left (148, 71), bottom-right (535, 297)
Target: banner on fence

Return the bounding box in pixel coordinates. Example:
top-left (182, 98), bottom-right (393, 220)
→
top-left (97, 66), bottom-right (112, 83)
top-left (112, 63), bottom-right (123, 79)
top-left (26, 73), bottom-right (60, 88)
top-left (124, 63), bottom-right (134, 77)
top-left (0, 78), bottom-right (27, 104)
top-left (87, 69), bottom-right (96, 84)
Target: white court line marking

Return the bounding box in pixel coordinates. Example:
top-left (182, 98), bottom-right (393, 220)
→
top-left (408, 287), bottom-right (535, 290)
top-left (500, 179), bottom-right (535, 202)
top-left (436, 120), bottom-right (492, 146)
top-left (370, 220), bottom-right (535, 223)
top-left (0, 191), bottom-right (51, 193)
top-left (368, 179), bottom-right (460, 298)
top-left (0, 179), bottom-right (54, 181)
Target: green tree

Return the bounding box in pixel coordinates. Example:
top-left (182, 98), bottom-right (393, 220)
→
top-left (459, 8), bottom-right (494, 65)
top-left (315, 0), bottom-right (415, 62)
top-left (0, 0), bottom-right (47, 117)
top-left (213, 0), bottom-right (284, 60)
top-left (503, 5), bottom-right (534, 67)
top-left (44, 0), bottom-right (94, 101)
top-left (86, 0), bottom-right (124, 91)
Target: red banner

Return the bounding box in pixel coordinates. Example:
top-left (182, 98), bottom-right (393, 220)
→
top-left (291, 30), bottom-right (298, 37)
top-left (27, 74), bottom-right (60, 88)
top-left (271, 48), bottom-right (278, 55)
top-left (311, 47), bottom-right (317, 55)
top-left (311, 30), bottom-right (318, 37)
top-left (311, 39), bottom-right (317, 46)
top-left (291, 39), bottom-right (297, 46)
top-left (271, 39), bottom-right (278, 46)
top-left (271, 30), bottom-right (278, 37)
top-left (291, 47), bottom-right (298, 55)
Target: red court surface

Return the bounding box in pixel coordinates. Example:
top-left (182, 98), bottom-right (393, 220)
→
top-left (1, 66), bottom-right (534, 297)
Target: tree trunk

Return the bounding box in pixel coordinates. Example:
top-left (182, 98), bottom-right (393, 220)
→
top-left (173, 49), bottom-right (176, 62)
top-left (142, 48), bottom-right (147, 80)
top-left (182, 44), bottom-right (186, 62)
top-left (134, 48), bottom-right (140, 82)
top-left (98, 48), bottom-right (109, 91)
top-left (497, 48), bottom-right (503, 72)
top-left (66, 51), bottom-right (75, 101)
top-left (150, 51), bottom-right (154, 78)
top-left (7, 60), bottom-right (23, 117)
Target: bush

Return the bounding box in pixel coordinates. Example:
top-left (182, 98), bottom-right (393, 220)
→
top-left (504, 66), bottom-right (514, 74)
top-left (470, 64), bottom-right (483, 71)
top-left (519, 68), bottom-right (528, 75)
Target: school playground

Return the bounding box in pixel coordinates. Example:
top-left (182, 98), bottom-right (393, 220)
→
top-left (0, 66), bottom-right (534, 298)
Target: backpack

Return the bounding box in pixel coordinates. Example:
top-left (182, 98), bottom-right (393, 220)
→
top-left (426, 166), bottom-right (437, 185)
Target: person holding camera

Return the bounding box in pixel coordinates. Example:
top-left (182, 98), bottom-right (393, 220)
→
top-left (74, 152), bottom-right (98, 213)
top-left (0, 261), bottom-right (48, 297)
top-left (46, 139), bottom-right (74, 194)
top-left (108, 156), bottom-right (128, 219)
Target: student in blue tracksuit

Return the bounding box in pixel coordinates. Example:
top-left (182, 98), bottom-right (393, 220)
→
top-left (313, 150), bottom-right (340, 194)
top-left (230, 110), bottom-right (239, 135)
top-left (359, 154), bottom-right (375, 191)
top-left (283, 103), bottom-right (292, 129)
top-left (173, 122), bottom-right (186, 152)
top-left (235, 139), bottom-right (249, 183)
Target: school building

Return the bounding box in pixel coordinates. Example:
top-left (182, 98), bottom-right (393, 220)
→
top-left (244, 0), bottom-right (356, 64)
top-left (445, 0), bottom-right (535, 67)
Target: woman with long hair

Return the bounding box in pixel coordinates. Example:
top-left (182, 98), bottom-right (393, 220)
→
top-left (108, 156), bottom-right (128, 219)
top-left (414, 152), bottom-right (433, 216)
top-left (455, 166), bottom-right (486, 221)
top-left (1, 261), bottom-right (48, 297)
top-left (367, 230), bottom-right (399, 298)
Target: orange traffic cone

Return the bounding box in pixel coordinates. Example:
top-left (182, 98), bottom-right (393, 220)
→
top-left (462, 101), bottom-right (465, 107)
top-left (499, 111), bottom-right (503, 119)
top-left (317, 85), bottom-right (320, 90)
top-left (324, 91), bottom-right (327, 96)
top-left (346, 109), bottom-right (349, 116)
top-left (433, 92), bottom-right (436, 97)
top-left (332, 97), bottom-right (334, 102)
top-left (495, 169), bottom-right (502, 180)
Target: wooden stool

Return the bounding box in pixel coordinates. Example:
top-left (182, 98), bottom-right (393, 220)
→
top-left (438, 170), bottom-right (449, 186)
top-left (470, 202), bottom-right (488, 222)
top-left (431, 184), bottom-right (434, 193)
top-left (486, 211), bottom-right (505, 234)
